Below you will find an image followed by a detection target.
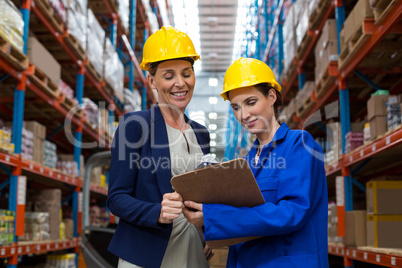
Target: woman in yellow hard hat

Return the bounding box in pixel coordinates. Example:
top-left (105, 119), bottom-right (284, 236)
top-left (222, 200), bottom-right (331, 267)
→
top-left (107, 26), bottom-right (213, 268)
top-left (183, 58), bottom-right (328, 267)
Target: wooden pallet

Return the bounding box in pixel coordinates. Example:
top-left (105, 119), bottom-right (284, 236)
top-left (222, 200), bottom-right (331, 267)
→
top-left (0, 35), bottom-right (28, 71)
top-left (63, 34), bottom-right (86, 61)
top-left (296, 95), bottom-right (316, 119)
top-left (58, 92), bottom-right (77, 111)
top-left (314, 61), bottom-right (338, 99)
top-left (34, 0), bottom-right (64, 34)
top-left (86, 61), bottom-right (102, 83)
top-left (309, 0), bottom-right (332, 30)
top-left (27, 64), bottom-right (60, 98)
top-left (338, 19), bottom-right (375, 71)
top-left (371, 0), bottom-right (399, 25)
top-left (296, 31), bottom-right (313, 59)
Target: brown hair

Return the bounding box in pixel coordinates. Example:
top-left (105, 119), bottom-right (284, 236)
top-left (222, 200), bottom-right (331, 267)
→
top-left (148, 57), bottom-right (195, 76)
top-left (254, 83), bottom-right (283, 120)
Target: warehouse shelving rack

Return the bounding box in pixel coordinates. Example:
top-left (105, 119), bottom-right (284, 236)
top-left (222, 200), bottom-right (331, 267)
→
top-left (0, 0), bottom-right (160, 266)
top-left (226, 0), bottom-right (402, 267)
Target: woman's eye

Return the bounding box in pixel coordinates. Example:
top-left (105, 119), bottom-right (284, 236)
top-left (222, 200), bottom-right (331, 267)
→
top-left (248, 101), bottom-right (256, 106)
top-left (165, 76), bottom-right (173, 80)
top-left (232, 106), bottom-right (240, 111)
top-left (183, 73), bottom-right (191, 78)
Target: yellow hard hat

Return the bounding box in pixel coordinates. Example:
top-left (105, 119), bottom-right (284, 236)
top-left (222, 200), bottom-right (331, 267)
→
top-left (220, 57), bottom-right (282, 101)
top-left (140, 26), bottom-right (200, 71)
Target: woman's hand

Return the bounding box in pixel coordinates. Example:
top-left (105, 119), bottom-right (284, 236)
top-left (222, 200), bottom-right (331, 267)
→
top-left (204, 244), bottom-right (214, 261)
top-left (158, 193), bottom-right (184, 224)
top-left (183, 201), bottom-right (204, 227)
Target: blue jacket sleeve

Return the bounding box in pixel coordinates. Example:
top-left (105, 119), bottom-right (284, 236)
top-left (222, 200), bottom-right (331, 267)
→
top-left (203, 132), bottom-right (326, 240)
top-left (107, 113), bottom-right (165, 230)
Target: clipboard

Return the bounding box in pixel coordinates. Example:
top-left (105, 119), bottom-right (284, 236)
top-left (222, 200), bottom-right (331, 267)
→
top-left (171, 158), bottom-right (265, 248)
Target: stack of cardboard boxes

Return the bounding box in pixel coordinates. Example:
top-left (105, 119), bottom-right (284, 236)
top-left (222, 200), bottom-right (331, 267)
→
top-left (24, 121), bottom-right (46, 165)
top-left (339, 0), bottom-right (374, 54)
top-left (367, 92), bottom-right (402, 140)
top-left (366, 180), bottom-right (402, 248)
top-left (27, 37), bottom-right (61, 88)
top-left (314, 19), bottom-right (338, 84)
top-left (26, 189), bottom-right (62, 241)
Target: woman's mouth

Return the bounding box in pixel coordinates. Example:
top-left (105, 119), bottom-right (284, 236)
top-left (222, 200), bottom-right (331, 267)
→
top-left (245, 119), bottom-right (257, 128)
top-left (171, 91), bottom-right (188, 99)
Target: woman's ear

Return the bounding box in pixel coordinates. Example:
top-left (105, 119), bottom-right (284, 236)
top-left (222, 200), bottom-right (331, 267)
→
top-left (147, 73), bottom-right (157, 90)
top-left (268, 88), bottom-right (277, 105)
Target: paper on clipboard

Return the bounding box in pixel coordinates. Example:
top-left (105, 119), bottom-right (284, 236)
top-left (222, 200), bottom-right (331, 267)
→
top-left (171, 158), bottom-right (265, 248)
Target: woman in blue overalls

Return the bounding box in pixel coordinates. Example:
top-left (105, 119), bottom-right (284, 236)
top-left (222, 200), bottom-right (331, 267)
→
top-left (183, 58), bottom-right (329, 267)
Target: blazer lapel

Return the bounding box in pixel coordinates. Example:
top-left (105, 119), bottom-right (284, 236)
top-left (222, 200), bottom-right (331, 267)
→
top-left (150, 105), bottom-right (173, 194)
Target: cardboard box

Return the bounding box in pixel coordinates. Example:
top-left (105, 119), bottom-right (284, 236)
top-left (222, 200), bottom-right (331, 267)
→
top-left (27, 37), bottom-right (61, 85)
top-left (321, 19), bottom-right (338, 43)
top-left (353, 0), bottom-right (374, 29)
top-left (33, 137), bottom-right (44, 164)
top-left (366, 180), bottom-right (402, 214)
top-left (369, 116), bottom-right (387, 140)
top-left (27, 189), bottom-right (61, 241)
top-left (367, 214), bottom-right (402, 248)
top-left (24, 121), bottom-right (46, 139)
top-left (208, 248), bottom-right (229, 267)
top-left (63, 219), bottom-right (74, 239)
top-left (367, 95), bottom-right (389, 119)
top-left (344, 210), bottom-right (367, 247)
top-left (342, 11), bottom-right (355, 44)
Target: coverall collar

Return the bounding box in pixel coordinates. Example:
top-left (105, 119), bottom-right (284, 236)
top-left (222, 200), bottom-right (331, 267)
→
top-left (249, 122), bottom-right (290, 155)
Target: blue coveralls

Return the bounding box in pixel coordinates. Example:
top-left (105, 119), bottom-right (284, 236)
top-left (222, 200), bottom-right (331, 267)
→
top-left (203, 123), bottom-right (329, 267)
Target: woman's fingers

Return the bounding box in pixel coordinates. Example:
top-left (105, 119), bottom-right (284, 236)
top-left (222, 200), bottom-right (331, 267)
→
top-left (164, 192), bottom-right (183, 202)
top-left (184, 201), bottom-right (203, 211)
top-left (204, 244), bottom-right (214, 260)
top-left (158, 193), bottom-right (184, 224)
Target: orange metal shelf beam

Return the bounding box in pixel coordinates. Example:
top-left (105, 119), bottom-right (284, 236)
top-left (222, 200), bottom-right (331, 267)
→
top-left (90, 184), bottom-right (108, 196)
top-left (19, 157), bottom-right (82, 187)
top-left (340, 1), bottom-right (402, 78)
top-left (0, 152), bottom-right (19, 167)
top-left (328, 244), bottom-right (402, 267)
top-left (325, 127), bottom-right (402, 176)
top-left (0, 238), bottom-right (78, 259)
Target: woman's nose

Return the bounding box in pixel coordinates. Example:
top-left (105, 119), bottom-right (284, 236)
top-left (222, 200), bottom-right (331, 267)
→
top-left (175, 76), bottom-right (185, 88)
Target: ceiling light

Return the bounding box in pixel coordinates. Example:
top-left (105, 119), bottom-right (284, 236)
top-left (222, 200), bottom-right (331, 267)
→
top-left (208, 112), bottom-right (217, 120)
top-left (208, 78), bottom-right (218, 87)
top-left (208, 52), bottom-right (219, 60)
top-left (209, 96), bottom-right (218, 104)
top-left (210, 133), bottom-right (217, 139)
top-left (210, 141), bottom-right (217, 146)
top-left (209, 124), bottom-right (217, 130)
top-left (207, 16), bottom-right (218, 27)
top-left (189, 111), bottom-right (205, 126)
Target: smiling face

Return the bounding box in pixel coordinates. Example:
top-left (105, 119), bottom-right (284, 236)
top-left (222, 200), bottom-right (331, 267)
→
top-left (229, 86), bottom-right (277, 136)
top-left (147, 59), bottom-right (195, 113)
